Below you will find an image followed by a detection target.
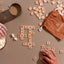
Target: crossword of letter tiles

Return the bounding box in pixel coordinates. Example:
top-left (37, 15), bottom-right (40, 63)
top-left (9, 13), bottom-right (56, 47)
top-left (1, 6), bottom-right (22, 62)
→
top-left (18, 25), bottom-right (35, 49)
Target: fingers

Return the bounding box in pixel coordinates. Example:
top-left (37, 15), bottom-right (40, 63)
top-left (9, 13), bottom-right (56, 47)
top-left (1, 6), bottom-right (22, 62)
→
top-left (0, 28), bottom-right (7, 36)
top-left (0, 30), bottom-right (5, 37)
top-left (0, 23), bottom-right (7, 31)
top-left (0, 23), bottom-right (7, 38)
top-left (41, 49), bottom-right (52, 59)
top-left (51, 49), bottom-right (56, 57)
top-left (42, 56), bottom-right (51, 63)
top-left (40, 57), bottom-right (47, 64)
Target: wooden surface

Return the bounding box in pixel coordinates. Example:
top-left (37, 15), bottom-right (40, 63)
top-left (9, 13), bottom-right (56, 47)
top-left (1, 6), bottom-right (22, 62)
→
top-left (0, 0), bottom-right (64, 64)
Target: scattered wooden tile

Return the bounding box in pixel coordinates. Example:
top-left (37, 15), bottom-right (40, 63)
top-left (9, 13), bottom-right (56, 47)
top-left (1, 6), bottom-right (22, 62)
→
top-left (35, 1), bottom-right (39, 5)
top-left (39, 0), bottom-right (42, 3)
top-left (42, 10), bottom-right (45, 14)
top-left (40, 2), bottom-right (43, 6)
top-left (47, 47), bottom-right (51, 50)
top-left (47, 0), bottom-right (51, 3)
top-left (41, 7), bottom-right (45, 10)
top-left (38, 6), bottom-right (42, 9)
top-left (1, 9), bottom-right (5, 13)
top-left (33, 7), bottom-right (36, 10)
top-left (45, 14), bottom-right (48, 17)
top-left (46, 41), bottom-right (50, 45)
top-left (57, 9), bottom-right (61, 12)
top-left (34, 11), bottom-right (38, 14)
top-left (41, 16), bottom-right (45, 19)
top-left (57, 1), bottom-right (61, 4)
top-left (24, 34), bottom-right (27, 38)
top-left (38, 22), bottom-right (42, 26)
top-left (51, 48), bottom-right (55, 51)
top-left (38, 10), bottom-right (42, 13)
top-left (22, 42), bottom-right (28, 46)
top-left (51, 1), bottom-right (56, 5)
top-left (41, 44), bottom-right (45, 49)
top-left (62, 10), bottom-right (64, 14)
top-left (56, 5), bottom-right (60, 8)
top-left (28, 7), bottom-right (32, 11)
top-left (35, 8), bottom-right (39, 11)
top-left (30, 12), bottom-right (34, 16)
top-left (59, 50), bottom-right (64, 54)
top-left (0, 1), bottom-right (3, 5)
top-left (38, 16), bottom-right (41, 20)
top-left (60, 4), bottom-right (63, 7)
top-left (32, 56), bottom-right (37, 62)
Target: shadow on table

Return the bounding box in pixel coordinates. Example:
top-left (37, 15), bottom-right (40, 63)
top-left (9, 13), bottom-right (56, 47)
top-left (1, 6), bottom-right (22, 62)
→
top-left (0, 10), bottom-right (18, 24)
top-left (37, 51), bottom-right (44, 64)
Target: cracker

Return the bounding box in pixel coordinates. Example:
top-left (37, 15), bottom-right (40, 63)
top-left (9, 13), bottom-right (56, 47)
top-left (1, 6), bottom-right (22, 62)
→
top-left (43, 0), bottom-right (47, 3)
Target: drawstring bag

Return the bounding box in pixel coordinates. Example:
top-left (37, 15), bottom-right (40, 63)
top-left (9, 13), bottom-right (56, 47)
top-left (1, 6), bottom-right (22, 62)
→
top-left (43, 10), bottom-right (64, 40)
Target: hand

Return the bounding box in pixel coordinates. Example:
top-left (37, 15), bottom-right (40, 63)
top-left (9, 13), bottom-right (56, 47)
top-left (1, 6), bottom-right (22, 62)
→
top-left (0, 23), bottom-right (7, 38)
top-left (40, 49), bottom-right (60, 64)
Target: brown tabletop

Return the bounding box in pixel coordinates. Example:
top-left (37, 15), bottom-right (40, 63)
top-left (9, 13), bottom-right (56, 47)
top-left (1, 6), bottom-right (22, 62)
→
top-left (0, 0), bottom-right (64, 64)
